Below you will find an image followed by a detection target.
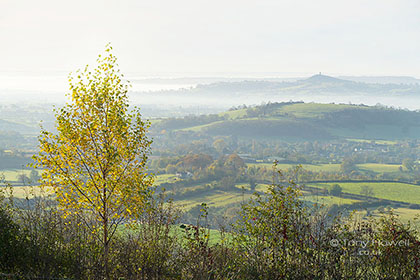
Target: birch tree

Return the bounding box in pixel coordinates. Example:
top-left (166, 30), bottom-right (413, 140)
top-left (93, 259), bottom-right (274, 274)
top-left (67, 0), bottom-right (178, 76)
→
top-left (33, 45), bottom-right (154, 279)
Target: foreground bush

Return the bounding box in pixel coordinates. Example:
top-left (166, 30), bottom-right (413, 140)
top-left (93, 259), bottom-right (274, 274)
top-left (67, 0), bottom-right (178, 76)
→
top-left (1, 178), bottom-right (419, 279)
top-left (230, 172), bottom-right (420, 279)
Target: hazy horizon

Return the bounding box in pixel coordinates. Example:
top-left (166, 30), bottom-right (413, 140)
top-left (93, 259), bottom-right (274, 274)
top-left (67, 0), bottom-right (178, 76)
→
top-left (1, 0), bottom-right (420, 77)
top-left (2, 73), bottom-right (420, 113)
top-left (2, 0), bottom-right (420, 112)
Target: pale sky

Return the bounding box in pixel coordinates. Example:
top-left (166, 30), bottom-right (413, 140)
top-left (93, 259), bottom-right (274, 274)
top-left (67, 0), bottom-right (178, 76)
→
top-left (1, 0), bottom-right (420, 77)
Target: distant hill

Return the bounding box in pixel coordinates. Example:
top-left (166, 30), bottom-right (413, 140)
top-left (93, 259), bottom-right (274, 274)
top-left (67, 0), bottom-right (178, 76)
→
top-left (0, 119), bottom-right (38, 134)
top-left (147, 74), bottom-right (420, 96)
top-left (128, 74), bottom-right (420, 112)
top-left (338, 76), bottom-right (420, 85)
top-left (303, 74), bottom-right (350, 84)
top-left (152, 102), bottom-right (420, 141)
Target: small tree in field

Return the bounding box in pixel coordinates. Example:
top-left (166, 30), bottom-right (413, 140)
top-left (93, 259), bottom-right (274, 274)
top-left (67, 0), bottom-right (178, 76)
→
top-left (329, 183), bottom-right (342, 196)
top-left (360, 185), bottom-right (374, 197)
top-left (32, 45), bottom-right (154, 279)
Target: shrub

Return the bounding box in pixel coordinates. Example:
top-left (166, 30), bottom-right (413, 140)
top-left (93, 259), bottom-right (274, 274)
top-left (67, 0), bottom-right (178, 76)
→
top-left (329, 184), bottom-right (342, 196)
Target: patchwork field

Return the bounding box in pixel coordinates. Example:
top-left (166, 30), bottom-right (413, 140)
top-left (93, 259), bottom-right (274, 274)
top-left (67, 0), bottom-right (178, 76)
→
top-left (307, 182), bottom-right (420, 205)
top-left (175, 190), bottom-right (253, 211)
top-left (3, 167), bottom-right (420, 228)
top-left (247, 163), bottom-right (403, 174)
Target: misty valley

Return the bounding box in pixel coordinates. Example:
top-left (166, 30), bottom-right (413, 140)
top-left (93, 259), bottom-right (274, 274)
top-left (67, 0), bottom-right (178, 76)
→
top-left (3, 76), bottom-right (420, 228)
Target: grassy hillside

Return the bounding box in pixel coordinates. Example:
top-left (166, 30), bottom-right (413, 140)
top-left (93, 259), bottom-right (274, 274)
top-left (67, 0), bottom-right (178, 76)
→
top-left (153, 102), bottom-right (420, 141)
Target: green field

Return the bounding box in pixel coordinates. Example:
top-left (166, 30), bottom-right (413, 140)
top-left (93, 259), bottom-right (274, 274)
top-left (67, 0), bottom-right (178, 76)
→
top-left (247, 163), bottom-right (402, 174)
top-left (308, 182), bottom-right (420, 204)
top-left (155, 174), bottom-right (178, 185)
top-left (175, 190), bottom-right (252, 211)
top-left (237, 183), bottom-right (359, 206)
top-left (0, 169), bottom-right (33, 183)
top-left (278, 103), bottom-right (359, 118)
top-left (118, 222), bottom-right (229, 246)
top-left (247, 163), bottom-right (341, 172)
top-left (175, 226), bottom-right (229, 246)
top-left (219, 109), bottom-right (248, 119)
top-left (177, 120), bottom-right (226, 132)
top-left (302, 195), bottom-right (360, 206)
top-left (391, 208), bottom-right (420, 224)
top-left (357, 163), bottom-right (402, 173)
top-left (354, 208), bottom-right (420, 228)
top-left (175, 103), bottom-right (371, 133)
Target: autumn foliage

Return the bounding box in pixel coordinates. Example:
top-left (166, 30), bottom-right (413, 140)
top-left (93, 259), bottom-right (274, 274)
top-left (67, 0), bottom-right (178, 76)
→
top-left (32, 45), bottom-right (154, 278)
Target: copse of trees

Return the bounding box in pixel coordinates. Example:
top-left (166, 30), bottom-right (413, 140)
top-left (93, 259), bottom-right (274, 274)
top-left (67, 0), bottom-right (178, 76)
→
top-left (340, 158), bottom-right (358, 174)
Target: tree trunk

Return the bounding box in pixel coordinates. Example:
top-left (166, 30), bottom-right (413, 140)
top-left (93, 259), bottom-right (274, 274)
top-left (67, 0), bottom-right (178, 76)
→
top-left (103, 185), bottom-right (109, 280)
